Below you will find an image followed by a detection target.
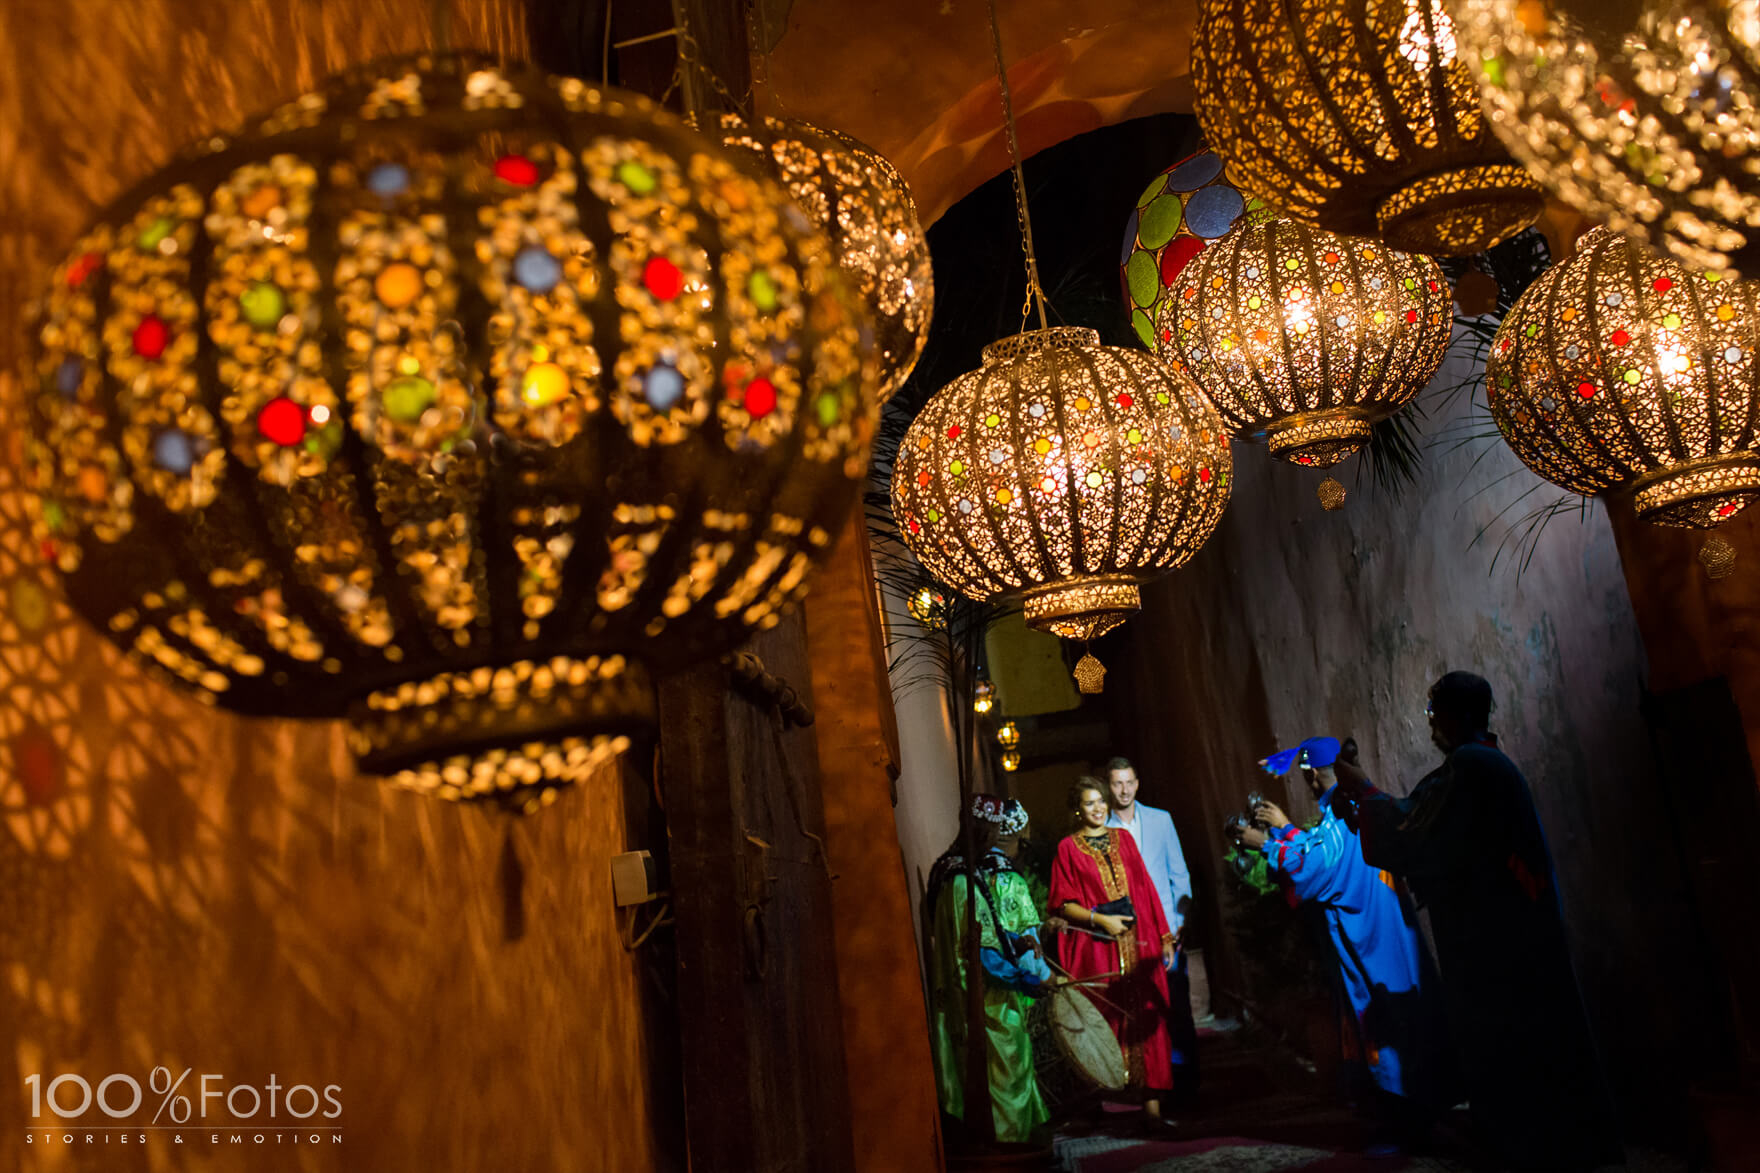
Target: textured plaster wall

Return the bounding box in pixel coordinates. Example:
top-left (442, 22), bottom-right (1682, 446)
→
top-left (1114, 344), bottom-right (1700, 1135)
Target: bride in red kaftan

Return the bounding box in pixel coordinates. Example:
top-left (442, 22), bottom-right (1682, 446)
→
top-left (1049, 777), bottom-right (1178, 1096)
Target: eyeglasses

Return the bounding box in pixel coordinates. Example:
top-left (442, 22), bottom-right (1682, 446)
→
top-left (1424, 701), bottom-right (1435, 719)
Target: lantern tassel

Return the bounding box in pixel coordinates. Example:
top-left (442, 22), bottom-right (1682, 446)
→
top-left (1073, 648), bottom-right (1107, 694)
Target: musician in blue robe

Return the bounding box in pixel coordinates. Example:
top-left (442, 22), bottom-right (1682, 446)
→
top-left (1333, 672), bottom-right (1623, 1172)
top-left (1243, 736), bottom-right (1452, 1128)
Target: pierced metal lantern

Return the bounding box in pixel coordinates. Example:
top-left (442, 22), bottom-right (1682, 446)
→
top-left (1191, 0), bottom-right (1545, 255)
top-left (23, 54), bottom-right (877, 813)
top-left (708, 113), bottom-right (932, 403)
top-left (972, 676), bottom-right (996, 713)
top-left (1455, 0), bottom-right (1760, 279)
top-left (1119, 150), bottom-right (1257, 353)
top-left (1487, 226), bottom-right (1760, 528)
top-left (996, 720), bottom-right (1020, 749)
top-left (890, 328), bottom-right (1232, 644)
top-left (1163, 214), bottom-right (1452, 467)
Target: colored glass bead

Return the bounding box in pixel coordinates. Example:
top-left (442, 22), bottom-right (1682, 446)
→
top-left (383, 375), bottom-right (437, 423)
top-left (258, 396), bottom-right (307, 446)
top-left (366, 162), bottom-right (411, 196)
top-left (815, 392), bottom-right (841, 427)
top-left (643, 363), bottom-right (685, 409)
top-left (748, 271), bottom-right (779, 312)
top-left (240, 282), bottom-right (286, 330)
top-left (137, 217), bottom-right (175, 252)
top-left (494, 154), bottom-right (539, 186)
top-left (65, 252), bottom-right (101, 288)
top-left (643, 256), bottom-right (684, 301)
top-left (242, 185), bottom-right (283, 220)
top-left (375, 263), bottom-right (423, 308)
top-left (152, 428), bottom-right (196, 474)
top-left (744, 377), bottom-right (777, 418)
top-left (617, 160), bottom-right (657, 194)
top-left (54, 358), bottom-right (82, 398)
top-left (132, 315), bottom-right (169, 359)
top-left (77, 465), bottom-right (107, 502)
top-left (513, 246), bottom-right (563, 293)
top-left (521, 362), bottom-right (570, 407)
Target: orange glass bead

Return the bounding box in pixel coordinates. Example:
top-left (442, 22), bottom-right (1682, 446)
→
top-left (375, 263), bottom-right (423, 308)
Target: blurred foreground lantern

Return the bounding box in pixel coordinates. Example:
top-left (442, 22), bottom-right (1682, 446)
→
top-left (1165, 214), bottom-right (1452, 468)
top-left (1119, 150), bottom-right (1256, 352)
top-left (891, 328), bottom-right (1232, 648)
top-left (24, 54), bottom-right (877, 812)
top-left (1487, 227), bottom-right (1760, 528)
top-left (1191, 0), bottom-right (1544, 254)
top-left (707, 114), bottom-right (933, 403)
top-left (1455, 0), bottom-right (1760, 278)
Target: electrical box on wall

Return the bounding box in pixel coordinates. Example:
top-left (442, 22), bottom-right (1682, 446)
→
top-left (611, 850), bottom-right (658, 906)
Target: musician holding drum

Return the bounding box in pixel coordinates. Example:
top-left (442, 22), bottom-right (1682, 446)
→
top-left (1049, 777), bottom-right (1183, 1124)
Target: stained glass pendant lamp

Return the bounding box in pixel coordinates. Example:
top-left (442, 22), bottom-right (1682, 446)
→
top-left (892, 1), bottom-right (1233, 690)
top-left (1119, 150), bottom-right (1257, 353)
top-left (1164, 212), bottom-right (1452, 475)
top-left (23, 54), bottom-right (880, 812)
top-left (1191, 0), bottom-right (1545, 255)
top-left (1488, 226), bottom-right (1760, 530)
top-left (706, 113), bottom-right (933, 403)
top-left (1453, 0), bottom-right (1760, 279)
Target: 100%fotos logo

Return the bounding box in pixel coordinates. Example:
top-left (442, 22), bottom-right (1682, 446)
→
top-left (27, 1066), bottom-right (342, 1122)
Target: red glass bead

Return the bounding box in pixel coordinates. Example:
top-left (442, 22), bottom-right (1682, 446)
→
top-left (1719, 502), bottom-right (1738, 517)
top-left (493, 155), bottom-right (539, 187)
top-left (947, 425), bottom-right (961, 439)
top-left (642, 256), bottom-right (684, 301)
top-left (132, 315), bottom-right (169, 359)
top-left (1198, 467), bottom-right (1213, 482)
top-left (257, 396), bottom-right (307, 446)
top-left (744, 378), bottom-right (777, 419)
top-left (1653, 277), bottom-right (1673, 293)
top-left (1577, 382), bottom-right (1597, 399)
top-left (1610, 330), bottom-right (1630, 347)
top-left (1116, 393), bottom-right (1134, 408)
top-left (66, 252), bottom-right (102, 288)
top-left (1405, 310), bottom-right (1418, 323)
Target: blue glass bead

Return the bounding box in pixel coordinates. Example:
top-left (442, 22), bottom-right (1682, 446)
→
top-left (366, 163), bottom-right (411, 197)
top-left (55, 358), bottom-right (82, 398)
top-left (152, 428), bottom-right (196, 475)
top-left (643, 363), bottom-right (685, 410)
top-left (513, 246), bottom-right (562, 293)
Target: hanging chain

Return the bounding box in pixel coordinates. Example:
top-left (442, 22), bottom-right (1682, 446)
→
top-left (668, 0), bottom-right (755, 122)
top-left (987, 0), bottom-right (1050, 333)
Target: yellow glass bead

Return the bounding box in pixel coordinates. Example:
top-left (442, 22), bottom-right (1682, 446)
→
top-left (521, 362), bottom-right (570, 407)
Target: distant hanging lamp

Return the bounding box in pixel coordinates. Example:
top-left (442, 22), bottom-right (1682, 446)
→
top-left (1454, 0), bottom-right (1760, 279)
top-left (1163, 212), bottom-right (1452, 494)
top-left (23, 54), bottom-right (879, 813)
top-left (704, 113), bottom-right (933, 402)
top-left (1487, 226), bottom-right (1760, 534)
top-left (1119, 150), bottom-right (1258, 353)
top-left (972, 675), bottom-right (996, 714)
top-left (1191, 0), bottom-right (1545, 255)
top-left (890, 0), bottom-right (1233, 692)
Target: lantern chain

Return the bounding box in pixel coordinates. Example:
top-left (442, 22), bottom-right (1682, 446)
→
top-left (987, 0), bottom-right (1050, 334)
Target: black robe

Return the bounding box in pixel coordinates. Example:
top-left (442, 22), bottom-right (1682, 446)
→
top-left (1349, 738), bottom-right (1622, 1172)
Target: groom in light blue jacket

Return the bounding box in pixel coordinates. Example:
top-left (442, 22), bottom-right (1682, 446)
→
top-left (1105, 756), bottom-right (1200, 1100)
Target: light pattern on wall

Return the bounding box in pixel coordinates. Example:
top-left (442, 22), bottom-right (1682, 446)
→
top-left (24, 54), bottom-right (879, 812)
top-left (1455, 0), bottom-right (1760, 279)
top-left (1191, 0), bottom-right (1545, 255)
top-left (1488, 226), bottom-right (1760, 528)
top-left (709, 113), bottom-right (933, 404)
top-left (1164, 213), bottom-right (1452, 467)
top-left (891, 328), bottom-right (1231, 643)
top-left (1118, 150), bottom-right (1256, 352)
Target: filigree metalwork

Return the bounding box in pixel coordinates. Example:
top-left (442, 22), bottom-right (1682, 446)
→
top-left (1163, 214), bottom-right (1452, 467)
top-left (1487, 227), bottom-right (1760, 529)
top-left (891, 328), bottom-right (1232, 642)
top-left (24, 54), bottom-right (879, 810)
top-left (1456, 0), bottom-right (1760, 278)
top-left (1192, 0), bottom-right (1544, 254)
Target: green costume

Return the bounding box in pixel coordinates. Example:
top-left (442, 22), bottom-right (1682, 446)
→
top-left (927, 861), bottom-right (1050, 1142)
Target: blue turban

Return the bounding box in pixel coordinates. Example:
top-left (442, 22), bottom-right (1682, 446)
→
top-left (1259, 736), bottom-right (1341, 775)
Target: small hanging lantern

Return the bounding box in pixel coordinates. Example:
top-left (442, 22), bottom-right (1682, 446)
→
top-left (1000, 749), bottom-right (1021, 773)
top-left (1072, 652), bottom-right (1107, 694)
top-left (1191, 0), bottom-right (1545, 255)
top-left (1454, 0), bottom-right (1760, 279)
top-left (1164, 212), bottom-right (1451, 468)
top-left (706, 113), bottom-right (933, 402)
top-left (1317, 476), bottom-right (1348, 511)
top-left (1487, 227), bottom-right (1760, 529)
top-left (1699, 535), bottom-right (1737, 580)
top-left (996, 720), bottom-right (1020, 749)
top-left (1119, 150), bottom-right (1256, 353)
top-left (972, 676), bottom-right (996, 714)
top-left (907, 583), bottom-right (949, 629)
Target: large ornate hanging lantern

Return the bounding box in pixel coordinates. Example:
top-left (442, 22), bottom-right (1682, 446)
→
top-left (1164, 214), bottom-right (1453, 467)
top-left (1454, 0), bottom-right (1760, 279)
top-left (891, 328), bottom-right (1233, 644)
top-left (1119, 150), bottom-right (1256, 353)
top-left (1191, 0), bottom-right (1546, 255)
top-left (23, 54), bottom-right (878, 813)
top-left (1487, 226), bottom-right (1760, 527)
top-left (707, 114), bottom-right (933, 402)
